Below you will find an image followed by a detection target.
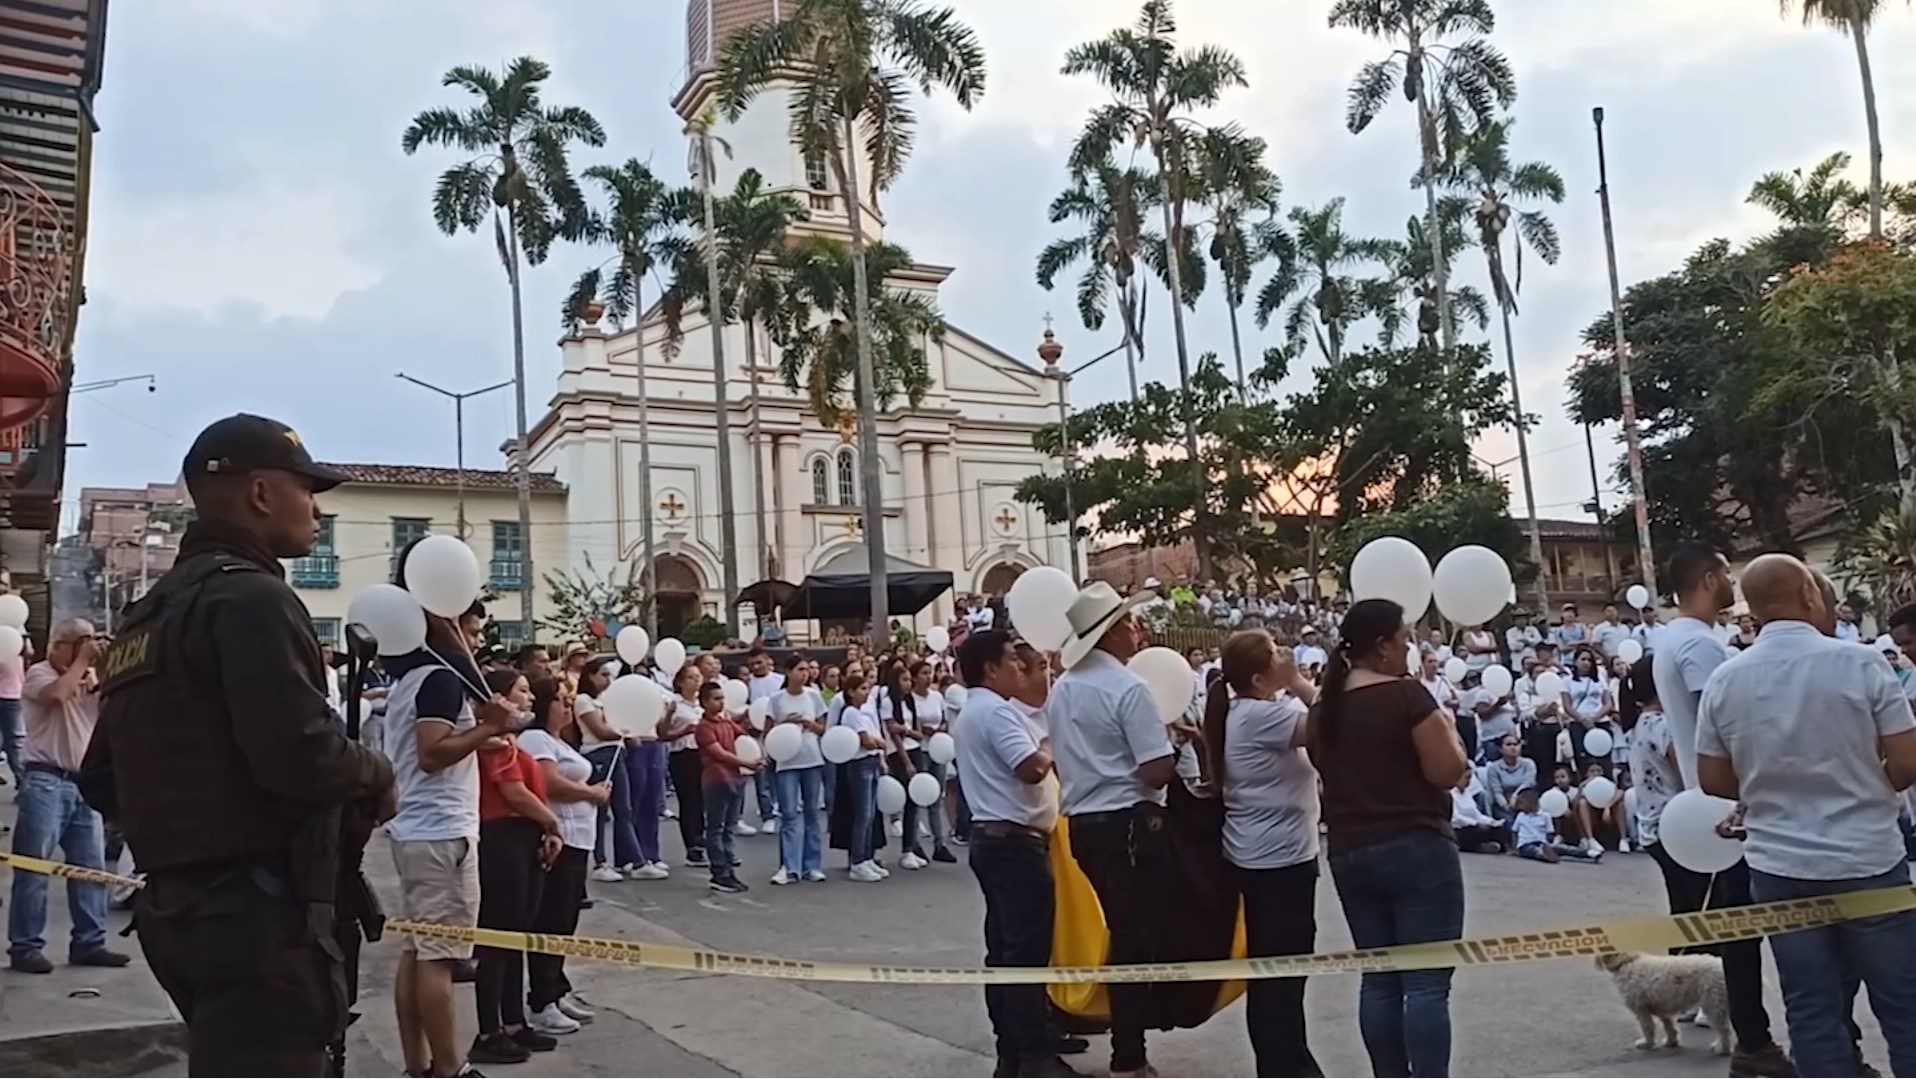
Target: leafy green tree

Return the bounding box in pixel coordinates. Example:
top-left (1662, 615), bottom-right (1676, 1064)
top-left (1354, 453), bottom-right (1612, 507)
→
top-left (1375, 196), bottom-right (1487, 348)
top-left (404, 57), bottom-right (605, 630)
top-left (1778, 0), bottom-right (1908, 238)
top-left (1327, 473), bottom-right (1529, 588)
top-left (1254, 198), bottom-right (1395, 364)
top-left (1748, 151), bottom-right (1867, 230)
top-left (538, 554), bottom-right (648, 644)
top-left (1035, 160), bottom-right (1162, 400)
top-left (1331, 0), bottom-right (1514, 351)
top-left (1063, 0), bottom-right (1249, 578)
top-left (773, 236), bottom-right (942, 420)
top-left (719, 0), bottom-right (986, 633)
top-left (1192, 125), bottom-right (1283, 392)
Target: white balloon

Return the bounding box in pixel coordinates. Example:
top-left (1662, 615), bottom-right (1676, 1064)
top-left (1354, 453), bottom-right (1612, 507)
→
top-left (1583, 727), bottom-right (1614, 758)
top-left (747, 697), bottom-right (771, 730)
top-left (908, 772), bottom-right (943, 807)
top-left (722, 678), bottom-right (749, 714)
top-left (1350, 537), bottom-right (1433, 622)
top-left (1582, 776), bottom-right (1619, 810)
top-left (1539, 788), bottom-right (1571, 818)
top-left (734, 735), bottom-right (763, 766)
top-left (876, 775), bottom-right (908, 815)
top-left (615, 625), bottom-right (651, 665)
top-left (1480, 664), bottom-right (1513, 698)
top-left (764, 722), bottom-right (804, 763)
top-left (0, 593), bottom-right (27, 629)
top-left (1660, 789), bottom-right (1744, 873)
top-left (602, 674), bottom-right (665, 738)
top-left (821, 725), bottom-right (861, 765)
top-left (1617, 638), bottom-right (1644, 665)
top-left (1431, 545), bottom-right (1513, 627)
top-left (925, 625), bottom-right (951, 655)
top-left (1130, 646), bottom-right (1195, 723)
top-left (1442, 657), bottom-right (1468, 684)
top-left (402, 534), bottom-right (484, 618)
top-left (347, 584), bottom-right (427, 656)
top-left (925, 731), bottom-right (957, 766)
top-left (1533, 671), bottom-right (1565, 701)
top-left (943, 685), bottom-right (970, 713)
top-left (1007, 566), bottom-right (1078, 651)
top-left (1626, 584), bottom-right (1652, 611)
top-left (0, 625), bottom-right (23, 662)
top-left (653, 637), bottom-right (687, 676)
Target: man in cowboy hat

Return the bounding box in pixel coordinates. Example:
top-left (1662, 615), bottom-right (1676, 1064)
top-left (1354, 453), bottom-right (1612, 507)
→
top-left (1047, 582), bottom-right (1176, 1078)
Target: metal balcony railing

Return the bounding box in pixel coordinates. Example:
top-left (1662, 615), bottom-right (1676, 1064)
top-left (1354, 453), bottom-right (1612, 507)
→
top-left (0, 162), bottom-right (69, 432)
top-left (289, 553), bottom-right (340, 589)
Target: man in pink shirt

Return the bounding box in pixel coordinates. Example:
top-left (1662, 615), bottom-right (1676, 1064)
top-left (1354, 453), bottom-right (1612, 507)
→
top-left (7, 618), bottom-right (128, 973)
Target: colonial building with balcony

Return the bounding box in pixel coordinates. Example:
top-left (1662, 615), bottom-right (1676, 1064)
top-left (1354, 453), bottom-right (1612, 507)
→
top-left (2, 0), bottom-right (108, 636)
top-left (75, 480), bottom-right (186, 628)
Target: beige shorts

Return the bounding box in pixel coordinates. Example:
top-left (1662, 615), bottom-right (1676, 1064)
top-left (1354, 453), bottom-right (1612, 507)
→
top-left (390, 837), bottom-right (480, 961)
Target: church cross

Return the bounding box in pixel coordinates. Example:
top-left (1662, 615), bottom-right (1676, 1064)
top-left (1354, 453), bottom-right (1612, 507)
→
top-left (659, 492), bottom-right (686, 520)
top-left (843, 516), bottom-right (861, 538)
top-left (994, 507), bottom-right (1018, 532)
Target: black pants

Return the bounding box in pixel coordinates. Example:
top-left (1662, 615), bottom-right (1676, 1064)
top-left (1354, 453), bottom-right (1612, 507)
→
top-left (528, 845), bottom-right (588, 1012)
top-left (1237, 860), bottom-right (1323, 1078)
top-left (969, 827), bottom-right (1055, 1065)
top-left (1646, 842), bottom-right (1777, 1053)
top-left (138, 865), bottom-right (342, 1077)
top-left (1069, 805), bottom-right (1174, 1072)
top-left (1454, 823), bottom-right (1508, 852)
top-left (669, 749), bottom-right (706, 858)
top-left (476, 817), bottom-right (543, 1035)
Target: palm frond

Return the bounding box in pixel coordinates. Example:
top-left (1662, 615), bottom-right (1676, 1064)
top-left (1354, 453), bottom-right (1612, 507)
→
top-left (431, 161), bottom-right (494, 235)
top-left (1345, 57), bottom-right (1402, 134)
top-left (402, 107), bottom-right (481, 155)
top-left (561, 267), bottom-right (602, 333)
top-left (882, 2), bottom-right (988, 107)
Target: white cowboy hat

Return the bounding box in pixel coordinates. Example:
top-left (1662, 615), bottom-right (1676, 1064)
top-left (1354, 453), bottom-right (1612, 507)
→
top-left (1058, 581), bottom-right (1151, 670)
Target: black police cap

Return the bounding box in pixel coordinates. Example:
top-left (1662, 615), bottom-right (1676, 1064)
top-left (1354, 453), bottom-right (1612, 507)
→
top-left (182, 414), bottom-right (349, 493)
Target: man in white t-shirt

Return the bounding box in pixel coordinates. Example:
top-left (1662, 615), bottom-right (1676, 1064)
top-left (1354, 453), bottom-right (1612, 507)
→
top-left (1049, 583), bottom-right (1174, 1078)
top-left (1291, 626), bottom-right (1327, 670)
top-left (1649, 543), bottom-right (1789, 1076)
top-left (1592, 603), bottom-right (1628, 659)
top-left (743, 649), bottom-right (784, 830)
top-left (1697, 554), bottom-right (1916, 1079)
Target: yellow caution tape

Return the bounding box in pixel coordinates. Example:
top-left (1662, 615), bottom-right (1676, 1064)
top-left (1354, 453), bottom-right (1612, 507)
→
top-left (7, 851), bottom-right (1913, 984)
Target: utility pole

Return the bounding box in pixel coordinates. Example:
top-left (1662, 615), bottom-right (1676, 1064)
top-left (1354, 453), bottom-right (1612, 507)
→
top-left (396, 374), bottom-right (513, 541)
top-left (1594, 107), bottom-right (1657, 597)
top-left (695, 121), bottom-right (742, 636)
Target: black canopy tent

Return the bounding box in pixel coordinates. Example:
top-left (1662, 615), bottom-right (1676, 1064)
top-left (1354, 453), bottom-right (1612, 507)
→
top-left (741, 543), bottom-right (953, 621)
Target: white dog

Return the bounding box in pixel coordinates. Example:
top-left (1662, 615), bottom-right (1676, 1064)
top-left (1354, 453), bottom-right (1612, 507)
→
top-left (1595, 952), bottom-right (1731, 1054)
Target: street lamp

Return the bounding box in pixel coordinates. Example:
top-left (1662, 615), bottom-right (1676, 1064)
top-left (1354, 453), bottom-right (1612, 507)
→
top-left (1038, 318), bottom-right (1128, 583)
top-left (395, 374), bottom-right (513, 540)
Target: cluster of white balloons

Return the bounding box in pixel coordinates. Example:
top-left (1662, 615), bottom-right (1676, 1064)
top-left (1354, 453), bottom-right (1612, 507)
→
top-left (0, 593), bottom-right (28, 661)
top-left (1350, 538), bottom-right (1514, 629)
top-left (346, 535), bottom-right (488, 656)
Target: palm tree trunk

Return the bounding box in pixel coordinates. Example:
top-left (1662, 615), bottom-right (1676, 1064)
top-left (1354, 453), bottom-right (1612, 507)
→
top-left (700, 134), bottom-right (741, 635)
top-left (634, 265), bottom-right (659, 641)
top-left (1496, 289), bottom-right (1548, 613)
top-left (1121, 280), bottom-right (1141, 402)
top-left (504, 208), bottom-right (537, 634)
top-left (1225, 290), bottom-right (1248, 395)
top-left (1417, 96), bottom-right (1456, 351)
top-left (840, 115), bottom-right (890, 643)
top-left (1153, 132), bottom-right (1213, 582)
top-left (745, 321), bottom-right (772, 581)
top-left (1851, 16), bottom-right (1884, 239)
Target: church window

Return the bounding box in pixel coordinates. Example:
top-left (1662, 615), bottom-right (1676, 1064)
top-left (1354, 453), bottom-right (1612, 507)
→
top-left (805, 152), bottom-right (830, 191)
top-left (836, 449), bottom-right (857, 505)
top-left (811, 457), bottom-right (829, 505)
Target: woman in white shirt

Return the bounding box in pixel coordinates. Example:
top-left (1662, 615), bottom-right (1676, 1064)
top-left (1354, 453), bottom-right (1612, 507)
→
top-left (573, 664), bottom-right (636, 883)
top-left (1459, 624), bottom-right (1498, 672)
top-left (1561, 648), bottom-right (1615, 773)
top-left (1201, 629), bottom-right (1323, 1078)
top-left (830, 672), bottom-right (890, 881)
top-left (768, 657), bottom-right (828, 884)
top-left (518, 677), bottom-right (611, 1034)
top-left (659, 664), bottom-right (708, 872)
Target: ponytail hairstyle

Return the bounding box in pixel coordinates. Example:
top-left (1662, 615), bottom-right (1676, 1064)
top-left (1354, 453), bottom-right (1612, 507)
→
top-left (1317, 598), bottom-right (1406, 747)
top-left (1203, 629), bottom-right (1279, 788)
top-left (1617, 653), bottom-right (1658, 733)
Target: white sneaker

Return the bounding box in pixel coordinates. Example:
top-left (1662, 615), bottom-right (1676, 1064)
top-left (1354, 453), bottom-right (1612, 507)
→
top-left (771, 868), bottom-right (795, 885)
top-left (648, 860), bottom-right (671, 878)
top-left (735, 821), bottom-right (758, 836)
top-left (663, 807), bottom-right (678, 819)
top-left (762, 814), bottom-right (780, 832)
top-left (849, 861), bottom-right (884, 882)
top-left (590, 865), bottom-right (623, 883)
top-left (889, 819), bottom-right (904, 837)
top-left (1689, 1007), bottom-right (1711, 1028)
top-left (630, 862), bottom-right (670, 880)
top-left (529, 1003), bottom-right (581, 1035)
top-left (555, 994), bottom-right (595, 1023)
top-left (803, 869), bottom-right (828, 882)
top-left (874, 861), bottom-right (891, 877)
top-left (900, 852), bottom-right (927, 870)
top-left (1585, 838), bottom-right (1605, 856)
top-left (1618, 838), bottom-right (1632, 853)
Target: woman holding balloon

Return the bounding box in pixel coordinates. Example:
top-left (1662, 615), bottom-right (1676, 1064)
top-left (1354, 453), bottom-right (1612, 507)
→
top-left (660, 663), bottom-right (708, 867)
top-left (766, 656), bottom-right (829, 884)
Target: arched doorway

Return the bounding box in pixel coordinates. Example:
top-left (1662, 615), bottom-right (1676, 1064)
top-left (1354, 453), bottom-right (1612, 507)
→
top-left (654, 555), bottom-right (705, 636)
top-left (979, 562), bottom-right (1026, 599)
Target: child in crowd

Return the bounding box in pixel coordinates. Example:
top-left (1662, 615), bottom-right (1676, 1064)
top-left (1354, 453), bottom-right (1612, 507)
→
top-left (1482, 733), bottom-right (1536, 823)
top-left (1579, 760), bottom-right (1630, 853)
top-left (1450, 771), bottom-right (1507, 853)
top-left (1511, 787), bottom-right (1602, 864)
top-left (695, 681), bottom-right (759, 894)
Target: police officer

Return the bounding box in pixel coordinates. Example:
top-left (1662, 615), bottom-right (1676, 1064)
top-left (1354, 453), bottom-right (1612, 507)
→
top-left (80, 414), bottom-right (394, 1077)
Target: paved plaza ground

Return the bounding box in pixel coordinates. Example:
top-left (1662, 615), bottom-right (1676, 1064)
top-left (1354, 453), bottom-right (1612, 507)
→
top-left (0, 790), bottom-right (1894, 1077)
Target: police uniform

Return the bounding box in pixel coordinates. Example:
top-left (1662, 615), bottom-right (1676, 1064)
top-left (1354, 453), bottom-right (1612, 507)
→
top-left (79, 415), bottom-right (393, 1077)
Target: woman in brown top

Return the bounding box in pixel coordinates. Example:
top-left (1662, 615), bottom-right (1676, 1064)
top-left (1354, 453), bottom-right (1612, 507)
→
top-left (1308, 598), bottom-right (1472, 1077)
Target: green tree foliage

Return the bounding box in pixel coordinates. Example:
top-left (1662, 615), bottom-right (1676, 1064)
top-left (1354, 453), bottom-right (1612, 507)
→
top-left (772, 236), bottom-right (944, 421)
top-left (538, 555), bottom-right (648, 643)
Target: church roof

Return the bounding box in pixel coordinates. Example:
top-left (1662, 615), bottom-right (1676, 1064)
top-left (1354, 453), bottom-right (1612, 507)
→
top-left (316, 463), bottom-right (566, 494)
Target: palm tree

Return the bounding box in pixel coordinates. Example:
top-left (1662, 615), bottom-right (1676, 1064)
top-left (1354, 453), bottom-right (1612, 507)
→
top-left (1376, 195), bottom-right (1488, 348)
top-left (718, 0), bottom-right (985, 638)
top-left (658, 169), bottom-right (806, 585)
top-left (1193, 125), bottom-right (1282, 393)
top-left (773, 236), bottom-right (941, 421)
top-left (404, 57), bottom-right (605, 632)
top-left (1780, 0), bottom-right (1907, 237)
top-left (1444, 117), bottom-right (1564, 612)
top-left (1253, 198), bottom-right (1394, 365)
top-left (1063, 0), bottom-right (1248, 580)
top-left (1035, 160), bottom-right (1160, 400)
top-left (560, 160), bottom-right (685, 639)
top-left (1330, 0), bottom-right (1514, 353)
top-left (1748, 151), bottom-right (1867, 229)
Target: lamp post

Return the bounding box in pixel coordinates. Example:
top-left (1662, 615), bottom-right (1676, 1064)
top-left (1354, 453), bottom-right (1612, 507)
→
top-left (1037, 319), bottom-right (1128, 583)
top-left (1593, 107), bottom-right (1657, 597)
top-left (395, 374), bottom-right (513, 541)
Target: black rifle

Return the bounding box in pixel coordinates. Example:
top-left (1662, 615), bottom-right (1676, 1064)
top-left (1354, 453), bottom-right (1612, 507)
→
top-left (328, 624), bottom-right (386, 1079)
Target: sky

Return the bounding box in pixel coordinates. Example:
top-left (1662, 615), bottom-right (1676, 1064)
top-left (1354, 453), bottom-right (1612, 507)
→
top-left (64, 0), bottom-right (1916, 540)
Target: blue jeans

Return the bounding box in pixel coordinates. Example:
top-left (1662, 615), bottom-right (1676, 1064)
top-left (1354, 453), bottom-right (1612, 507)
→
top-left (703, 778), bottom-right (745, 882)
top-left (1329, 830), bottom-right (1465, 1077)
top-left (8, 768), bottom-right (109, 959)
top-left (0, 699), bottom-right (21, 788)
top-left (848, 756), bottom-right (881, 864)
top-left (1750, 861), bottom-right (1916, 1078)
top-left (623, 741), bottom-right (668, 865)
top-left (586, 745), bottom-right (637, 868)
top-left (774, 765), bottom-right (826, 875)
top-left (755, 760), bottom-right (780, 823)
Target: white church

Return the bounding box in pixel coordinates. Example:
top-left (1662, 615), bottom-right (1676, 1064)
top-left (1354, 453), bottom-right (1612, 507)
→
top-left (524, 0), bottom-right (1073, 638)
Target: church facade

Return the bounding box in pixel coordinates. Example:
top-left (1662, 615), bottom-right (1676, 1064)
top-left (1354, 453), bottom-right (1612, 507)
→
top-left (524, 0), bottom-right (1071, 636)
